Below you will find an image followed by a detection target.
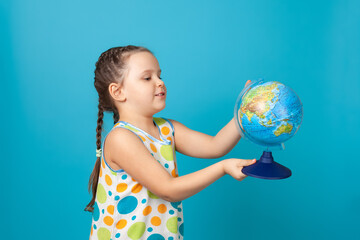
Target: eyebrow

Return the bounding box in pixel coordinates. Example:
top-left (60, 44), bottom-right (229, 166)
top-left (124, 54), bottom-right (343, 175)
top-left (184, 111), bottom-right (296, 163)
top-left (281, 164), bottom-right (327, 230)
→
top-left (141, 69), bottom-right (162, 74)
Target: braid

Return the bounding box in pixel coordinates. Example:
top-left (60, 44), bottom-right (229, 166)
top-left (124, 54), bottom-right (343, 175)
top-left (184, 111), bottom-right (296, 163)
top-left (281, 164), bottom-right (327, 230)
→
top-left (84, 103), bottom-right (104, 212)
top-left (96, 103), bottom-right (104, 150)
top-left (85, 45), bottom-right (153, 213)
top-left (113, 109), bottom-right (119, 124)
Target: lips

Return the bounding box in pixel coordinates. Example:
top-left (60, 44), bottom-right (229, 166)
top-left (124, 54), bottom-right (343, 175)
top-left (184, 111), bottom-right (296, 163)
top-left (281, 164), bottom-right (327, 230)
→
top-left (155, 92), bottom-right (165, 96)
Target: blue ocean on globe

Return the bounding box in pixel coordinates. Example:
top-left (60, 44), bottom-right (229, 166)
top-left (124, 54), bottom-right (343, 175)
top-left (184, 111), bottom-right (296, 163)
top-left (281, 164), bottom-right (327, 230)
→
top-left (235, 80), bottom-right (303, 147)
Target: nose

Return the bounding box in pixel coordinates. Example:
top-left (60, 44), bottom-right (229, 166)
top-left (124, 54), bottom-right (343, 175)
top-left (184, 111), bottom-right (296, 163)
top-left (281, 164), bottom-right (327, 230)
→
top-left (156, 78), bottom-right (165, 88)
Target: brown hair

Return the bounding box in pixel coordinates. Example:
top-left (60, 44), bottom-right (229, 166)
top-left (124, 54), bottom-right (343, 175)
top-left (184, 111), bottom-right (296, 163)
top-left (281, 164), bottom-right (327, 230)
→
top-left (84, 45), bottom-right (153, 212)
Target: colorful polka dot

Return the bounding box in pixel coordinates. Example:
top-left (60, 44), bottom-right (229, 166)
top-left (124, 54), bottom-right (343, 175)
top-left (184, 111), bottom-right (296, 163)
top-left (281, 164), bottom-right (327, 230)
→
top-left (131, 183), bottom-right (143, 193)
top-left (179, 223), bottom-right (184, 236)
top-left (105, 174), bottom-right (112, 186)
top-left (158, 204), bottom-right (167, 214)
top-left (90, 119), bottom-right (183, 239)
top-left (116, 219), bottom-right (127, 229)
top-left (151, 216), bottom-right (161, 226)
top-left (107, 205), bottom-right (114, 215)
top-left (147, 234), bottom-right (165, 240)
top-left (96, 183), bottom-right (107, 203)
top-left (143, 206), bottom-right (152, 216)
top-left (171, 169), bottom-right (178, 177)
top-left (161, 126), bottom-right (170, 135)
top-left (101, 159), bottom-right (105, 169)
top-left (117, 196), bottom-right (138, 214)
top-left (97, 227), bottom-right (111, 240)
top-left (150, 143), bottom-right (157, 153)
top-left (117, 183), bottom-right (128, 192)
top-left (170, 201), bottom-right (181, 208)
top-left (154, 118), bottom-right (166, 125)
top-left (160, 145), bottom-right (174, 161)
top-left (103, 216), bottom-right (114, 226)
top-left (166, 217), bottom-right (178, 233)
top-left (93, 202), bottom-right (100, 221)
top-left (127, 222), bottom-right (146, 240)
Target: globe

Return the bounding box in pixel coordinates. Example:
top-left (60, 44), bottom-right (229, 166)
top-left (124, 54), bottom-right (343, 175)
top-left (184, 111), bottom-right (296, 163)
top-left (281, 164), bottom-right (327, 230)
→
top-left (234, 79), bottom-right (303, 149)
top-left (233, 79), bottom-right (303, 180)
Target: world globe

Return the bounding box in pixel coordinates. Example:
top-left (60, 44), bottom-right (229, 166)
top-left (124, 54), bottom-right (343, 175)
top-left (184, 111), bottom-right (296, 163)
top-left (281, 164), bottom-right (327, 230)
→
top-left (234, 79), bottom-right (303, 179)
top-left (234, 79), bottom-right (303, 149)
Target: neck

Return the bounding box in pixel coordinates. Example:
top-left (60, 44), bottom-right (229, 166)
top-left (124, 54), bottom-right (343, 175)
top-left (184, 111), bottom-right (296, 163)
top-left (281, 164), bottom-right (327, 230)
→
top-left (118, 113), bottom-right (156, 133)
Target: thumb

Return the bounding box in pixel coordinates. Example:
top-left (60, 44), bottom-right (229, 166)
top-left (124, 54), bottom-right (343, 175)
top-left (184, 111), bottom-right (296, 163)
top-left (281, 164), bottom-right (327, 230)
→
top-left (245, 80), bottom-right (251, 87)
top-left (241, 159), bottom-right (257, 166)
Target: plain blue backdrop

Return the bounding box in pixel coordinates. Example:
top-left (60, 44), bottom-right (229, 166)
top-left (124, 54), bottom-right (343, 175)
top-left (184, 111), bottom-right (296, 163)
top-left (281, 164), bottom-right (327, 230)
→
top-left (1, 0), bottom-right (359, 239)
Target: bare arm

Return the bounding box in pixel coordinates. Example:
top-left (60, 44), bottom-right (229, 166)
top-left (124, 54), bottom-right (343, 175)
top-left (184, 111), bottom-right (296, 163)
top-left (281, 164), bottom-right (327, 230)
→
top-left (169, 117), bottom-right (241, 159)
top-left (167, 161), bottom-right (225, 202)
top-left (210, 117), bottom-right (242, 157)
top-left (106, 128), bottom-right (225, 202)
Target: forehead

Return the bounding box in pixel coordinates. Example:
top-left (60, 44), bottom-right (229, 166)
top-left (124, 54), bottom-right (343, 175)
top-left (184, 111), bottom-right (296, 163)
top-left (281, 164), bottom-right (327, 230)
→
top-left (127, 51), bottom-right (160, 73)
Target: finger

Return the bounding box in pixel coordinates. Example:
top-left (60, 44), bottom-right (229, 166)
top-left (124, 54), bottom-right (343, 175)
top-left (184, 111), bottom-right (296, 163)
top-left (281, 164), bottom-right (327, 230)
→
top-left (241, 159), bottom-right (257, 166)
top-left (245, 80), bottom-right (251, 87)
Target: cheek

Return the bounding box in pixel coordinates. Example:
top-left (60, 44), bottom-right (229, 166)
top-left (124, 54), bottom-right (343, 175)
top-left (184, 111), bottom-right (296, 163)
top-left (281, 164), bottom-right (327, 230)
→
top-left (134, 86), bottom-right (153, 99)
top-left (130, 84), bottom-right (146, 94)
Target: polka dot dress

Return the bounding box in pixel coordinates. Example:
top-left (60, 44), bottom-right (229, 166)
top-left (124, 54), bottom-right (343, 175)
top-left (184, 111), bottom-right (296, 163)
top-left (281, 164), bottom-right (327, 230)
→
top-left (90, 117), bottom-right (184, 240)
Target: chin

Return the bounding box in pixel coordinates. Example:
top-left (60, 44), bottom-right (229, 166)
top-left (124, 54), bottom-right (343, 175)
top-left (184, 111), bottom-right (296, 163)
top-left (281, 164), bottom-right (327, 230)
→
top-left (155, 103), bottom-right (166, 112)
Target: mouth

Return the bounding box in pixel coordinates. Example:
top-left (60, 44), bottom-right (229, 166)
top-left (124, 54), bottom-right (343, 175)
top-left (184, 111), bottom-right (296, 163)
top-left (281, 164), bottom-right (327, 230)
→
top-left (155, 92), bottom-right (166, 96)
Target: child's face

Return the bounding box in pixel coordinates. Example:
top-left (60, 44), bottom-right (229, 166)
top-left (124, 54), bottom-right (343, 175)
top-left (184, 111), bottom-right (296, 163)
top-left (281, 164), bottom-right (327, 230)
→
top-left (121, 51), bottom-right (166, 115)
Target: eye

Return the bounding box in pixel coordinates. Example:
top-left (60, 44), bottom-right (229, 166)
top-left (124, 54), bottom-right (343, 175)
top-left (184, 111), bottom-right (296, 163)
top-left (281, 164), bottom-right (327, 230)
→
top-left (144, 76), bottom-right (162, 80)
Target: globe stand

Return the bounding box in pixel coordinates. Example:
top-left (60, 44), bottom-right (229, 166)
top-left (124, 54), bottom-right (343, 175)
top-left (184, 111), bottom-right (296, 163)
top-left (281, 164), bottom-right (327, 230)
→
top-left (241, 151), bottom-right (292, 179)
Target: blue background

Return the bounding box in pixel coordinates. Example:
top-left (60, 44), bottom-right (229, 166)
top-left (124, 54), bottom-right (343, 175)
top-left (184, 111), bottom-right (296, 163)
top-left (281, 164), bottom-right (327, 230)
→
top-left (1, 0), bottom-right (359, 239)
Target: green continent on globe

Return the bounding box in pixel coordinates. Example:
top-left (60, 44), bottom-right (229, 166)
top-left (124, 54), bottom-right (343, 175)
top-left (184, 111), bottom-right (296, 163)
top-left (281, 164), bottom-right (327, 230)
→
top-left (241, 83), bottom-right (279, 122)
top-left (274, 122), bottom-right (293, 136)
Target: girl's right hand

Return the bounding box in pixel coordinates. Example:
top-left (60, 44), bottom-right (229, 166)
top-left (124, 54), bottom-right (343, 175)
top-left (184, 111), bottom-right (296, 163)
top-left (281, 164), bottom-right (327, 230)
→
top-left (222, 158), bottom-right (257, 181)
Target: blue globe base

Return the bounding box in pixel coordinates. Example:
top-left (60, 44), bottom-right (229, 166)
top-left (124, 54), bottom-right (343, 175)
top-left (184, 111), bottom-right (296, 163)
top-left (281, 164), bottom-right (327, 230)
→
top-left (242, 151), bottom-right (292, 180)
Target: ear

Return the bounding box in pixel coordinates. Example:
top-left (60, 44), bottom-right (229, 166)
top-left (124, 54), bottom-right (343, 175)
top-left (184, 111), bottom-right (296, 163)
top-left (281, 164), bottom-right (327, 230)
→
top-left (109, 82), bottom-right (126, 102)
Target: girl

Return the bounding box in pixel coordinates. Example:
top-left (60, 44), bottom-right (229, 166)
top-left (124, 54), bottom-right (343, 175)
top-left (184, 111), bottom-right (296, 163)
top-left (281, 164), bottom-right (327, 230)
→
top-left (85, 45), bottom-right (256, 240)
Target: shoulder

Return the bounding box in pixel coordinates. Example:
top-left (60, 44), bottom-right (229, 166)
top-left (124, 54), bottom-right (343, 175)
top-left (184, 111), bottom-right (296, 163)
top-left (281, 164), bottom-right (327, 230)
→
top-left (104, 127), bottom-right (149, 166)
top-left (105, 127), bottom-right (144, 151)
top-left (162, 118), bottom-right (188, 132)
top-left (165, 118), bottom-right (182, 129)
